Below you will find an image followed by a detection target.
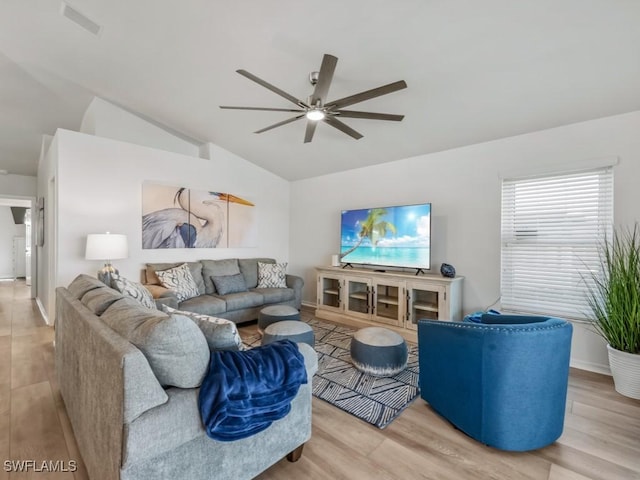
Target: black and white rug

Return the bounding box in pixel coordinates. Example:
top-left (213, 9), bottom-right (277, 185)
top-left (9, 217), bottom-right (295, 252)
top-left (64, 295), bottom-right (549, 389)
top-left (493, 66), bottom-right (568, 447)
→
top-left (242, 318), bottom-right (420, 429)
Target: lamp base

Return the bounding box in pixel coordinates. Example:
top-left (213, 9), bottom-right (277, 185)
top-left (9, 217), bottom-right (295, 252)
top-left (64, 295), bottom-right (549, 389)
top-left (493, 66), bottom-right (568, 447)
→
top-left (97, 264), bottom-right (119, 287)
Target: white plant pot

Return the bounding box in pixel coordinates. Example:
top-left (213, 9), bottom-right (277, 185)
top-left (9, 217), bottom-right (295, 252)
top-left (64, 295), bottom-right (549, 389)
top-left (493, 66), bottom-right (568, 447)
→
top-left (607, 344), bottom-right (640, 399)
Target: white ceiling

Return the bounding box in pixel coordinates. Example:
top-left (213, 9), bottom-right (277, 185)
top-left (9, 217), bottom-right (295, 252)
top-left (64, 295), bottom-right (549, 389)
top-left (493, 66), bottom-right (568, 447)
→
top-left (1, 0), bottom-right (639, 181)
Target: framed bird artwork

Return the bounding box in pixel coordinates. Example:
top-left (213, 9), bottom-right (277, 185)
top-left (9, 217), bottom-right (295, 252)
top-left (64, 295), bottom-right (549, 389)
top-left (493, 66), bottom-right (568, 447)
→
top-left (141, 183), bottom-right (256, 249)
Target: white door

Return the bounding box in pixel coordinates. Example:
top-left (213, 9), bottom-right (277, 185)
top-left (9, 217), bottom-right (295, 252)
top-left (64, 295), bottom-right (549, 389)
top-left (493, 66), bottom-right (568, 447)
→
top-left (13, 236), bottom-right (26, 278)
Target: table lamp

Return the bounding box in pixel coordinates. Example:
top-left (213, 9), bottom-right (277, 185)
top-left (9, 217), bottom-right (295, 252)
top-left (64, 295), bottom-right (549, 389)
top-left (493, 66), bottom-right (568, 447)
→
top-left (85, 232), bottom-right (128, 285)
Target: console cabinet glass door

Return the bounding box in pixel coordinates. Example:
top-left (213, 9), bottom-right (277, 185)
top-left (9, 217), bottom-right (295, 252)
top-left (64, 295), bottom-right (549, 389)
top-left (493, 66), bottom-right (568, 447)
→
top-left (345, 277), bottom-right (372, 320)
top-left (372, 279), bottom-right (404, 327)
top-left (405, 283), bottom-right (445, 330)
top-left (318, 273), bottom-right (343, 313)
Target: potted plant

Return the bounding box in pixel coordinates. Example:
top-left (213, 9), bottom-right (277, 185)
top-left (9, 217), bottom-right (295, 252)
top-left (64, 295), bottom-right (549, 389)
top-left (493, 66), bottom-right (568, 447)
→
top-left (585, 224), bottom-right (640, 399)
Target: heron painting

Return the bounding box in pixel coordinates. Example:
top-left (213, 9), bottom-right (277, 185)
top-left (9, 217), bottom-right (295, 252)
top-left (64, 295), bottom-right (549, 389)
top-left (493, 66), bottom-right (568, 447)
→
top-left (141, 184), bottom-right (257, 249)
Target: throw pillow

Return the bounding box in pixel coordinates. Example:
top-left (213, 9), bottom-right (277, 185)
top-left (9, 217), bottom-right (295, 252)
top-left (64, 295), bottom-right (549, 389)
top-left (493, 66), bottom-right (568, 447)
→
top-left (112, 275), bottom-right (156, 310)
top-left (211, 273), bottom-right (248, 296)
top-left (257, 262), bottom-right (287, 288)
top-left (162, 305), bottom-right (244, 351)
top-left (156, 263), bottom-right (200, 302)
top-left (67, 274), bottom-right (104, 299)
top-left (102, 297), bottom-right (210, 388)
top-left (80, 287), bottom-right (124, 316)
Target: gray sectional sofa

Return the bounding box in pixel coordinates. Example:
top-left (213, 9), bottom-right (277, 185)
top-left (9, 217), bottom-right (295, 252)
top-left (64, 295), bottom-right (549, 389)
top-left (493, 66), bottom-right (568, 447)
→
top-left (55, 274), bottom-right (317, 480)
top-left (143, 257), bottom-right (303, 323)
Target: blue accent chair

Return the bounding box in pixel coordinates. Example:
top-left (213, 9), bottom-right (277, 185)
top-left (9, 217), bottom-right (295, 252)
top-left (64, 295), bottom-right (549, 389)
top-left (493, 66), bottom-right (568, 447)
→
top-left (417, 313), bottom-right (573, 451)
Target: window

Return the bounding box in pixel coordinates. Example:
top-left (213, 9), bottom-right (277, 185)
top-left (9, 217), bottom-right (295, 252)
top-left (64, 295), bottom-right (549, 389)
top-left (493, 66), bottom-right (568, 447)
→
top-left (501, 168), bottom-right (613, 320)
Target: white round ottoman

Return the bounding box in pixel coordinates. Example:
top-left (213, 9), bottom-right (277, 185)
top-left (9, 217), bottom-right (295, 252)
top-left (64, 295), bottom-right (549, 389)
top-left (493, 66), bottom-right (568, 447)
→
top-left (258, 305), bottom-right (300, 333)
top-left (262, 320), bottom-right (315, 347)
top-left (350, 327), bottom-right (408, 377)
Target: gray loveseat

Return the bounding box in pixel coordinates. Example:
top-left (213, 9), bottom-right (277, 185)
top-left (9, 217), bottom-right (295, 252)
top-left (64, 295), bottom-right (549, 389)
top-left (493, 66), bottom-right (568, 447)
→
top-left (55, 274), bottom-right (317, 480)
top-left (143, 258), bottom-right (303, 323)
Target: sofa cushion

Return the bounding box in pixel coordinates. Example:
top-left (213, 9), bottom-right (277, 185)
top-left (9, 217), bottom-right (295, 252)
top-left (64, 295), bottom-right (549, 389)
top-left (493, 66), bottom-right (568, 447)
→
top-left (162, 305), bottom-right (243, 351)
top-left (112, 275), bottom-right (156, 309)
top-left (179, 294), bottom-right (227, 316)
top-left (252, 287), bottom-right (295, 305)
top-left (238, 258), bottom-right (275, 289)
top-left (156, 263), bottom-right (200, 302)
top-left (202, 259), bottom-right (240, 294)
top-left (211, 273), bottom-right (248, 296)
top-left (146, 262), bottom-right (205, 295)
top-left (67, 274), bottom-right (104, 299)
top-left (81, 287), bottom-right (124, 315)
top-left (102, 297), bottom-right (210, 388)
top-left (257, 262), bottom-right (287, 288)
top-left (222, 291), bottom-right (264, 312)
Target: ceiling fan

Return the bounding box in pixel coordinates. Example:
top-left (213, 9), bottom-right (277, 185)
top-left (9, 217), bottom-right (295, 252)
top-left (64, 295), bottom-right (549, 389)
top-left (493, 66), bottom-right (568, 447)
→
top-left (220, 54), bottom-right (407, 143)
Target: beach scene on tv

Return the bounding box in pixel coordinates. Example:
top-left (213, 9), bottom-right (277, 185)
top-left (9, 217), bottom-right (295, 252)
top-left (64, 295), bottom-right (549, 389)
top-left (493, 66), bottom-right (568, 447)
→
top-left (340, 203), bottom-right (431, 269)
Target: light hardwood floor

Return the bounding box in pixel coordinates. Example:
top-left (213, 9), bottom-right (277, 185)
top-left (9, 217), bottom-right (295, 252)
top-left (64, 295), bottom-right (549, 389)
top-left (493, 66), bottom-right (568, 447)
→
top-left (2, 280), bottom-right (639, 480)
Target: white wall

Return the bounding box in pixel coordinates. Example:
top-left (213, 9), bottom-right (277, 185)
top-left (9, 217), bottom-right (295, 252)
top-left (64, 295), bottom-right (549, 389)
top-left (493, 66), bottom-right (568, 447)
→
top-left (0, 173), bottom-right (37, 197)
top-left (50, 129), bottom-right (290, 304)
top-left (290, 110), bottom-right (640, 374)
top-left (80, 97), bottom-right (202, 158)
top-left (37, 135), bottom-right (58, 321)
top-left (0, 207), bottom-right (25, 278)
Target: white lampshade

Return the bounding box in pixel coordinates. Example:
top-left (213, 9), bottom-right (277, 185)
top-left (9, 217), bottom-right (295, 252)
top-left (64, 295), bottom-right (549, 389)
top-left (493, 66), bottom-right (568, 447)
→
top-left (85, 233), bottom-right (128, 261)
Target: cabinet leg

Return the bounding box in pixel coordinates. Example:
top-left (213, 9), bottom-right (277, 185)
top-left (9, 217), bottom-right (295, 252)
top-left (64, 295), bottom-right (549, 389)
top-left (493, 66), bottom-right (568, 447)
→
top-left (286, 444), bottom-right (304, 462)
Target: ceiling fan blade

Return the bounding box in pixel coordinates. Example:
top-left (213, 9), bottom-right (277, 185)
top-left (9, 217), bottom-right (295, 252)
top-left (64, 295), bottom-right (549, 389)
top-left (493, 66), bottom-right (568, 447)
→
top-left (324, 116), bottom-right (363, 140)
top-left (304, 121), bottom-right (317, 143)
top-left (335, 110), bottom-right (404, 121)
top-left (310, 54), bottom-right (338, 105)
top-left (220, 106), bottom-right (303, 112)
top-left (325, 80), bottom-right (407, 110)
top-left (236, 69), bottom-right (308, 108)
top-left (254, 114), bottom-right (305, 134)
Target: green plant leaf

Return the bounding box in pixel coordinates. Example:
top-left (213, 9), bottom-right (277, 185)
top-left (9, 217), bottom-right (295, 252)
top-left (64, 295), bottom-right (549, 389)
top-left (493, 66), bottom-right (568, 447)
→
top-left (585, 224), bottom-right (640, 354)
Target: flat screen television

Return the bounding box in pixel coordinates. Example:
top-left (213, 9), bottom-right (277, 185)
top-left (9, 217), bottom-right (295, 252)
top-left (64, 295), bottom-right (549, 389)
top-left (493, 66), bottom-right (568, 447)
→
top-left (340, 203), bottom-right (431, 271)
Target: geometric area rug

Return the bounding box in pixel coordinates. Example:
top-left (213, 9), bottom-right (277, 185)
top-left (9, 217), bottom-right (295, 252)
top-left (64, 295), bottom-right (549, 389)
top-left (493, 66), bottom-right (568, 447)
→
top-left (243, 318), bottom-right (421, 429)
top-left (307, 318), bottom-right (420, 429)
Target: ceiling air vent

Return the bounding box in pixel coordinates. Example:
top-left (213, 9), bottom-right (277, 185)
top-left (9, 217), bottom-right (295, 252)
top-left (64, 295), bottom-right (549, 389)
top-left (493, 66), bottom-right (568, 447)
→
top-left (60, 2), bottom-right (102, 36)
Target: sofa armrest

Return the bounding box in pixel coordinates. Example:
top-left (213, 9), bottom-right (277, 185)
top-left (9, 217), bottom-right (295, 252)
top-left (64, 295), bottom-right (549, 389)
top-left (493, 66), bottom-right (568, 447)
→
top-left (296, 342), bottom-right (318, 377)
top-left (286, 274), bottom-right (304, 309)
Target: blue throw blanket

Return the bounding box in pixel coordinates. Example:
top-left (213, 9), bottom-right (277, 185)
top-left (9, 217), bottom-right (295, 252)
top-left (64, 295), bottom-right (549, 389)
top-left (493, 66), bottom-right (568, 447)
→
top-left (198, 339), bottom-right (308, 441)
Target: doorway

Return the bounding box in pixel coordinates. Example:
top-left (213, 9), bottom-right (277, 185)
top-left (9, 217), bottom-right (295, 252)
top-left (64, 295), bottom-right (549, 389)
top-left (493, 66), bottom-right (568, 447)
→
top-left (0, 196), bottom-right (37, 298)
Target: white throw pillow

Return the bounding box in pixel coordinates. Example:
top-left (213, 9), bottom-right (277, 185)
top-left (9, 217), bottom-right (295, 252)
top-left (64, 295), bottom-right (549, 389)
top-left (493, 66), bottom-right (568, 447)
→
top-left (156, 263), bottom-right (200, 302)
top-left (111, 275), bottom-right (156, 310)
top-left (162, 305), bottom-right (244, 351)
top-left (257, 262), bottom-right (287, 288)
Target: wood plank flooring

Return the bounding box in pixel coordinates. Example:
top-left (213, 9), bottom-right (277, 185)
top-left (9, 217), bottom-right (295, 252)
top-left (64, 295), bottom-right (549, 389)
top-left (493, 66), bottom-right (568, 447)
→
top-left (2, 279), bottom-right (639, 480)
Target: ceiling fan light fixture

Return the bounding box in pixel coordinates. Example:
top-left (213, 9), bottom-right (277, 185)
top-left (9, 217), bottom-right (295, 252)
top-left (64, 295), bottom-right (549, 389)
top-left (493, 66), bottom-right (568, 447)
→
top-left (221, 54), bottom-right (406, 142)
top-left (306, 109), bottom-right (325, 121)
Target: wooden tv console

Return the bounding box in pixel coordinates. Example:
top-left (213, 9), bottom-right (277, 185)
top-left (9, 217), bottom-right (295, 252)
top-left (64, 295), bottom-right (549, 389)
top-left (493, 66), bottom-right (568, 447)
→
top-left (315, 266), bottom-right (463, 342)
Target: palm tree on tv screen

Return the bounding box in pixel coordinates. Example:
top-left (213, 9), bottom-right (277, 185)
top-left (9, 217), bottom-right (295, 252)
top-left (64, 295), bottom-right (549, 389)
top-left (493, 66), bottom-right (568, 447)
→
top-left (340, 208), bottom-right (397, 260)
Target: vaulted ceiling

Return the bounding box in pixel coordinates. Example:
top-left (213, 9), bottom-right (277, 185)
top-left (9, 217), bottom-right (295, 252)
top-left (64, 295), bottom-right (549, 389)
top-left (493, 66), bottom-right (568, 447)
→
top-left (1, 1), bottom-right (639, 180)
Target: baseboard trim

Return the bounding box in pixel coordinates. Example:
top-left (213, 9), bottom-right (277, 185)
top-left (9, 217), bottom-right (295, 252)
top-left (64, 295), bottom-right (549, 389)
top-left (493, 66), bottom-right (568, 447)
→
top-left (570, 359), bottom-right (611, 376)
top-left (35, 297), bottom-right (51, 325)
top-left (304, 299), bottom-right (611, 376)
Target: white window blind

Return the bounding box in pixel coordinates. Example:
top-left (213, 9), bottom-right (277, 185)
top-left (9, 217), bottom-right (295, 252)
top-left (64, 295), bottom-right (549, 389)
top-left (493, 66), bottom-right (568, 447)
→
top-left (501, 168), bottom-right (613, 320)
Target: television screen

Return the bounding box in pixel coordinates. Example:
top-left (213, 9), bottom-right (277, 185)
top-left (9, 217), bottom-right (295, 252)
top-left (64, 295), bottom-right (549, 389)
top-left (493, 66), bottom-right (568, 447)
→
top-left (340, 203), bottom-right (431, 270)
